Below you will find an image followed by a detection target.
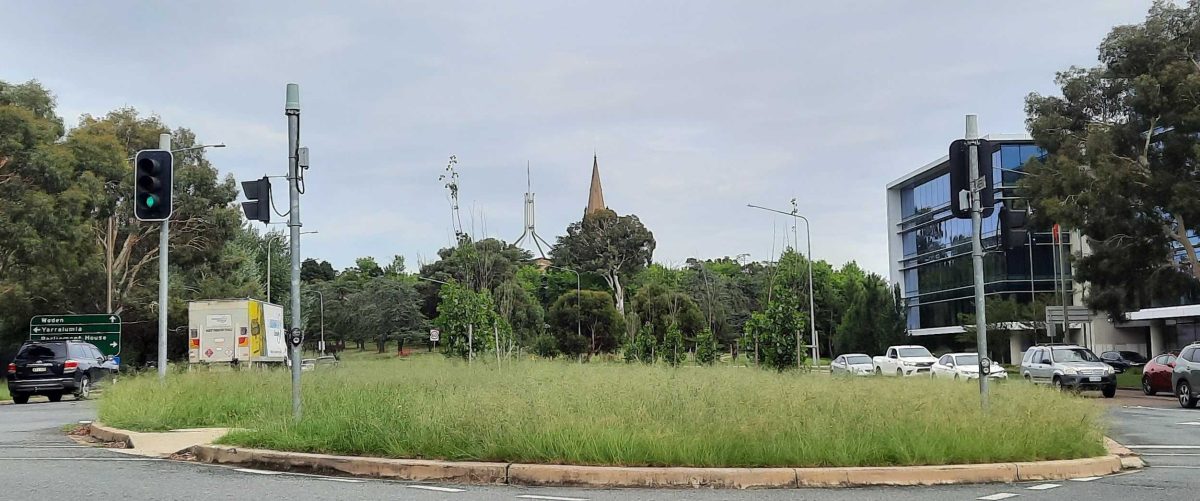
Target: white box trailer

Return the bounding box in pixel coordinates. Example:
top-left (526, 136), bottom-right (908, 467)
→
top-left (188, 299), bottom-right (286, 365)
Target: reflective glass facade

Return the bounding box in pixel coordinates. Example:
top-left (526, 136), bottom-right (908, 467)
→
top-left (893, 141), bottom-right (1070, 331)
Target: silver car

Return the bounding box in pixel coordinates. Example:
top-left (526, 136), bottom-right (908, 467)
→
top-left (1019, 344), bottom-right (1117, 398)
top-left (831, 353), bottom-right (873, 376)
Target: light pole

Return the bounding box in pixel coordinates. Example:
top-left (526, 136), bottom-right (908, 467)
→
top-left (546, 265), bottom-right (582, 352)
top-left (306, 289), bottom-right (325, 355)
top-left (265, 230), bottom-right (316, 304)
top-left (747, 203), bottom-right (818, 367)
top-left (142, 139), bottom-right (226, 380)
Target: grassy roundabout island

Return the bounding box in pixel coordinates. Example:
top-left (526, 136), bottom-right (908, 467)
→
top-left (99, 356), bottom-right (1106, 468)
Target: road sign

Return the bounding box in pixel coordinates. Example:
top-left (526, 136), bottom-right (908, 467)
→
top-left (430, 329), bottom-right (440, 342)
top-left (29, 314), bottom-right (122, 357)
top-left (970, 176), bottom-right (987, 193)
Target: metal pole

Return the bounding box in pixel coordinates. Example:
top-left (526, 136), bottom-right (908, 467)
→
top-left (1058, 229), bottom-right (1069, 343)
top-left (799, 214), bottom-right (817, 364)
top-left (266, 235), bottom-right (272, 303)
top-left (157, 133), bottom-right (170, 380)
top-left (319, 291), bottom-right (325, 356)
top-left (286, 83), bottom-right (302, 421)
top-left (966, 115), bottom-right (988, 410)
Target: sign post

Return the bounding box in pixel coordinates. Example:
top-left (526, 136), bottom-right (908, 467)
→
top-left (30, 314), bottom-right (122, 357)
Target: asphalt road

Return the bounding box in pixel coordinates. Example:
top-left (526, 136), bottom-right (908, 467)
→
top-left (0, 390), bottom-right (1194, 500)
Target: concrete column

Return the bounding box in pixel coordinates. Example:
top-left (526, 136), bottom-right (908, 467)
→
top-left (1009, 331), bottom-right (1026, 365)
top-left (1150, 320), bottom-right (1166, 356)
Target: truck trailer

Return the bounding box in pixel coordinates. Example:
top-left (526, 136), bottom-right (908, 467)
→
top-left (188, 299), bottom-right (286, 366)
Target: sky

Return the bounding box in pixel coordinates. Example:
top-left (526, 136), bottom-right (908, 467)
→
top-left (0, 0), bottom-right (1157, 275)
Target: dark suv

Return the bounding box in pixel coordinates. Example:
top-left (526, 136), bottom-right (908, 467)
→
top-left (6, 341), bottom-right (114, 404)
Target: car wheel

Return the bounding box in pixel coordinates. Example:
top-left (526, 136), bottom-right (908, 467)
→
top-left (11, 393), bottom-right (29, 404)
top-left (1180, 381), bottom-right (1198, 409)
top-left (74, 375), bottom-right (91, 400)
top-left (875, 367), bottom-right (882, 376)
top-left (1053, 376), bottom-right (1065, 391)
top-left (1143, 376), bottom-right (1157, 396)
top-left (1103, 384), bottom-right (1117, 398)
top-left (954, 373), bottom-right (960, 381)
top-left (896, 369), bottom-right (904, 377)
top-left (47, 392), bottom-right (63, 402)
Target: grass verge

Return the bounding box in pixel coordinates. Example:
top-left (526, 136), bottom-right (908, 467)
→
top-left (99, 357), bottom-right (1106, 468)
top-left (1116, 367), bottom-right (1143, 389)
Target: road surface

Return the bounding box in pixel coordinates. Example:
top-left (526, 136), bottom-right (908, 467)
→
top-left (0, 391), bottom-right (1193, 500)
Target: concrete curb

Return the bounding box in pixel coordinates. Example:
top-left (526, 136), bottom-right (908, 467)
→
top-left (190, 444), bottom-right (1129, 488)
top-left (88, 423), bottom-right (134, 448)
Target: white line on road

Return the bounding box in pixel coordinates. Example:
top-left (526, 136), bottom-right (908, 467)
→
top-left (978, 494), bottom-right (1019, 501)
top-left (1177, 422), bottom-right (1200, 426)
top-left (1138, 453), bottom-right (1200, 456)
top-left (1126, 445), bottom-right (1200, 449)
top-left (1026, 484), bottom-right (1060, 490)
top-left (0, 457), bottom-right (162, 461)
top-left (0, 445), bottom-right (87, 448)
top-left (1069, 476), bottom-right (1102, 482)
top-left (517, 495), bottom-right (589, 501)
top-left (234, 468), bottom-right (284, 475)
top-left (408, 485), bottom-right (466, 493)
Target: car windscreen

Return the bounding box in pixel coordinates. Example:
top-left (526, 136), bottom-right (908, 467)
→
top-left (1052, 348), bottom-right (1099, 363)
top-left (898, 347), bottom-right (932, 358)
top-left (846, 355), bottom-right (871, 365)
top-left (953, 355), bottom-right (979, 366)
top-left (1119, 351), bottom-right (1147, 362)
top-left (15, 343), bottom-right (66, 361)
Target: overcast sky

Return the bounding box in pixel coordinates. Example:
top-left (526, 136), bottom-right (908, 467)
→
top-left (2, 0), bottom-right (1155, 275)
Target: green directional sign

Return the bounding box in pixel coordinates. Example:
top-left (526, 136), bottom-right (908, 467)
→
top-left (30, 314), bottom-right (122, 357)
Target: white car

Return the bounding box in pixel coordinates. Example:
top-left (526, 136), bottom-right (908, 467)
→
top-left (831, 354), bottom-right (873, 376)
top-left (930, 353), bottom-right (1008, 380)
top-left (873, 345), bottom-right (939, 376)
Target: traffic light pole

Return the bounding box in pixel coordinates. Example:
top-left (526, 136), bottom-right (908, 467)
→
top-left (157, 133), bottom-right (170, 381)
top-left (286, 84), bottom-right (303, 421)
top-left (967, 115), bottom-right (989, 411)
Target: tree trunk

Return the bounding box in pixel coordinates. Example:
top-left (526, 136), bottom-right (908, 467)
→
top-left (612, 272), bottom-right (625, 315)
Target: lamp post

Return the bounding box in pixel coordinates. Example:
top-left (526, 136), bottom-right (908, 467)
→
top-left (305, 289), bottom-right (325, 355)
top-left (546, 265), bottom-right (582, 351)
top-left (747, 203), bottom-right (818, 367)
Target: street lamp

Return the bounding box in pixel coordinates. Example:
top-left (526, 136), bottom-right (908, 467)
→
top-left (544, 264), bottom-right (582, 352)
top-left (306, 289), bottom-right (325, 355)
top-left (125, 143), bottom-right (226, 161)
top-left (747, 203), bottom-right (818, 367)
top-left (265, 230), bottom-right (317, 303)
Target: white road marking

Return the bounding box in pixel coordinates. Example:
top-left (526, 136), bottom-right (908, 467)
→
top-left (1126, 445), bottom-right (1200, 449)
top-left (235, 468), bottom-right (283, 475)
top-left (1138, 453), bottom-right (1200, 456)
top-left (0, 457), bottom-right (162, 461)
top-left (1069, 476), bottom-right (1102, 482)
top-left (1026, 483), bottom-right (1060, 490)
top-left (1178, 422), bottom-right (1200, 425)
top-left (0, 445), bottom-right (87, 448)
top-left (517, 496), bottom-right (589, 501)
top-left (408, 485), bottom-right (466, 493)
top-left (319, 477), bottom-right (364, 483)
top-left (978, 494), bottom-right (1019, 501)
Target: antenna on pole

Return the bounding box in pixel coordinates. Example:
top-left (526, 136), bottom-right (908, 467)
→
top-left (514, 162), bottom-right (552, 258)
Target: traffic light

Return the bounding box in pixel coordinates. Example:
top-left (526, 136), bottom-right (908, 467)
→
top-left (241, 176), bottom-right (272, 223)
top-left (948, 139), bottom-right (994, 219)
top-left (134, 149), bottom-right (174, 221)
top-left (1000, 202), bottom-right (1029, 249)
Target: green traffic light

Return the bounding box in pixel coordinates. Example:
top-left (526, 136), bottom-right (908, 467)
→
top-left (145, 196), bottom-right (157, 208)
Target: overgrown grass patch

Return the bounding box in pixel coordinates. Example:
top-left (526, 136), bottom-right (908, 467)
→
top-left (99, 358), bottom-right (1106, 468)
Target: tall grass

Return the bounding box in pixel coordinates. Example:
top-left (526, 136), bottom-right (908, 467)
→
top-left (99, 358), bottom-right (1106, 467)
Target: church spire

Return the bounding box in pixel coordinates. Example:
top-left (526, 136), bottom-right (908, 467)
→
top-left (585, 153), bottom-right (607, 216)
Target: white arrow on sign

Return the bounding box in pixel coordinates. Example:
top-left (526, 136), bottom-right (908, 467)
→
top-left (32, 327), bottom-right (40, 333)
top-left (110, 342), bottom-right (118, 348)
top-left (109, 316), bottom-right (116, 323)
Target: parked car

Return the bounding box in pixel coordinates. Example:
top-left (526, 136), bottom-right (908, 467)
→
top-left (5, 341), bottom-right (114, 404)
top-left (873, 345), bottom-right (938, 377)
top-left (1142, 352), bottom-right (1178, 396)
top-left (831, 354), bottom-right (873, 376)
top-left (1020, 344), bottom-right (1117, 398)
top-left (1100, 351), bottom-right (1148, 373)
top-left (930, 353), bottom-right (1008, 380)
top-left (1172, 344), bottom-right (1200, 408)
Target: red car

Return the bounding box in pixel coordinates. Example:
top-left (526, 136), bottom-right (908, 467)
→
top-left (1143, 351), bottom-right (1179, 396)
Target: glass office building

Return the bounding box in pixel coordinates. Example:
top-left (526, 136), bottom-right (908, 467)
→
top-left (886, 134), bottom-right (1068, 338)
